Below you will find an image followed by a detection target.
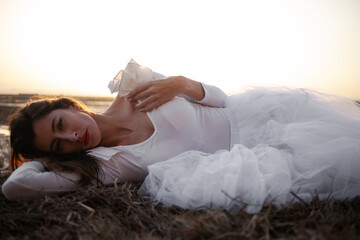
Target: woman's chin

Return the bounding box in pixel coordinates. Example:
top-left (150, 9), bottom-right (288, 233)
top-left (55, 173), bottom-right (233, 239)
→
top-left (88, 138), bottom-right (101, 150)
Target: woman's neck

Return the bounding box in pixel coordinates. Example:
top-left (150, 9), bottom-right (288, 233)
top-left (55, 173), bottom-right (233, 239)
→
top-left (92, 96), bottom-right (135, 147)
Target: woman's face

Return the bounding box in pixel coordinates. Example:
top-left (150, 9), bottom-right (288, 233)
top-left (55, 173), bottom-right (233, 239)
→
top-left (33, 107), bottom-right (101, 154)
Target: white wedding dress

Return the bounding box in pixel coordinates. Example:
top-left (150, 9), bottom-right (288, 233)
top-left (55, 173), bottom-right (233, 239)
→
top-left (139, 86), bottom-right (360, 213)
top-left (3, 59), bottom-right (359, 213)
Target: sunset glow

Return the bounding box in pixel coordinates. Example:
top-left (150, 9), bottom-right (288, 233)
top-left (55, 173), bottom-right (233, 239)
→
top-left (0, 0), bottom-right (359, 99)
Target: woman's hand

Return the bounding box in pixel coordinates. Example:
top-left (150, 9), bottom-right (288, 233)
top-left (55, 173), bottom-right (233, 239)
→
top-left (127, 76), bottom-right (205, 112)
top-left (126, 76), bottom-right (180, 112)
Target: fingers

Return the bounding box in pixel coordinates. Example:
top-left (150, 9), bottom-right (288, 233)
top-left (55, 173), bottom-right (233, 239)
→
top-left (125, 78), bottom-right (177, 112)
top-left (136, 95), bottom-right (171, 112)
top-left (135, 94), bottom-right (159, 109)
top-left (130, 89), bottom-right (154, 102)
top-left (127, 82), bottom-right (153, 101)
top-left (138, 97), bottom-right (169, 112)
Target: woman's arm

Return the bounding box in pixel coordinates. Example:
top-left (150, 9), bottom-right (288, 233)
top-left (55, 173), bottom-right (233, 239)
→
top-left (1, 160), bottom-right (82, 200)
top-left (126, 76), bottom-right (228, 111)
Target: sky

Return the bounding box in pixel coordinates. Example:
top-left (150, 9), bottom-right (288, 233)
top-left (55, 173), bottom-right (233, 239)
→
top-left (0, 0), bottom-right (359, 99)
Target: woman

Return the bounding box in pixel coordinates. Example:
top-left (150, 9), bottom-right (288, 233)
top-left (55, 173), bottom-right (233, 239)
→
top-left (2, 59), bottom-right (360, 213)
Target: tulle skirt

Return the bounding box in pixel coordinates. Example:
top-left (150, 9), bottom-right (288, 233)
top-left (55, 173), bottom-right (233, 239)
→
top-left (138, 87), bottom-right (360, 213)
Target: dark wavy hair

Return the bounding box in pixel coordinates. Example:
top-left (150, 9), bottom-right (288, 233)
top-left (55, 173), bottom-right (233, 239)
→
top-left (9, 96), bottom-right (104, 186)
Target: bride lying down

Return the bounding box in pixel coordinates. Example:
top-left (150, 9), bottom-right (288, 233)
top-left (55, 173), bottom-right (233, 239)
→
top-left (2, 59), bottom-right (360, 213)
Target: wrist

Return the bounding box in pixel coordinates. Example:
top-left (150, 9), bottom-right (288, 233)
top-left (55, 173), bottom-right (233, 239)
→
top-left (178, 76), bottom-right (189, 95)
top-left (183, 77), bottom-right (205, 101)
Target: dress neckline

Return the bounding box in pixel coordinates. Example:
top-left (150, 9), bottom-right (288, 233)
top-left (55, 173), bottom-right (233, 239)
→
top-left (113, 110), bottom-right (157, 149)
top-left (86, 111), bottom-right (157, 160)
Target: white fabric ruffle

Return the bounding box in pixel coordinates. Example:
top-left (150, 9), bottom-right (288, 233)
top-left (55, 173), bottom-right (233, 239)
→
top-left (139, 87), bottom-right (360, 213)
top-left (108, 59), bottom-right (165, 96)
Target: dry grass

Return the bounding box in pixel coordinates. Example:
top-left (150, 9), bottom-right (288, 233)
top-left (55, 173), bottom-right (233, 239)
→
top-left (1, 100), bottom-right (360, 239)
top-left (1, 168), bottom-right (359, 240)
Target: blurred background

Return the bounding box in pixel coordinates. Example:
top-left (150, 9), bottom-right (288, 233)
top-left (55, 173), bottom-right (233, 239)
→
top-left (0, 0), bottom-right (359, 99)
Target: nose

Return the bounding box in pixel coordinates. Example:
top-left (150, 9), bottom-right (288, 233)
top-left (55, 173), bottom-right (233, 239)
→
top-left (57, 131), bottom-right (79, 142)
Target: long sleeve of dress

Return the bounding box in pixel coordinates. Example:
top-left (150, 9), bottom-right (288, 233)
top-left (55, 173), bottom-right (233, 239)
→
top-left (1, 161), bottom-right (81, 200)
top-left (108, 59), bottom-right (229, 108)
top-left (2, 153), bottom-right (149, 200)
top-left (180, 83), bottom-right (229, 108)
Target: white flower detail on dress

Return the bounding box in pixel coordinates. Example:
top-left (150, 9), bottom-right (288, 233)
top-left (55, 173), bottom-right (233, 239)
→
top-left (108, 59), bottom-right (165, 96)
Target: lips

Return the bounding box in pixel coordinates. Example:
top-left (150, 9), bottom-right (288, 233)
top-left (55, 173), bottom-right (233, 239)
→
top-left (82, 129), bottom-right (90, 146)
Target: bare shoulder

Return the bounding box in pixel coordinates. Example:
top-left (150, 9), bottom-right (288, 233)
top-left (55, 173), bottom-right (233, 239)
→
top-left (104, 95), bottom-right (133, 115)
top-left (102, 95), bottom-right (154, 145)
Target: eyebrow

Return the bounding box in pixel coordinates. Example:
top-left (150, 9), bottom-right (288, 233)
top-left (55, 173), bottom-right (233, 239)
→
top-left (50, 117), bottom-right (56, 152)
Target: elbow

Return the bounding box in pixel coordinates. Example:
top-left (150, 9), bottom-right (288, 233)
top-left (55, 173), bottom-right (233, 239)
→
top-left (1, 180), bottom-right (18, 201)
top-left (1, 178), bottom-right (32, 201)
